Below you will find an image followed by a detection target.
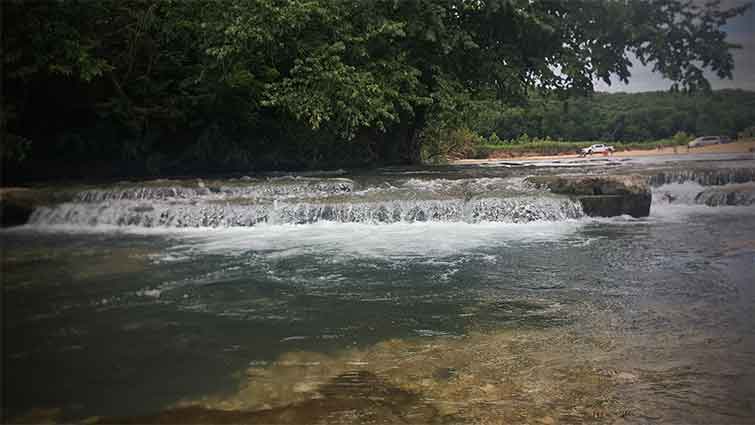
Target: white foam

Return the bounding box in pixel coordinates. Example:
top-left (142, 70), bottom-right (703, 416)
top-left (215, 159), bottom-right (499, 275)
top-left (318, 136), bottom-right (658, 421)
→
top-left (167, 220), bottom-right (588, 260)
top-left (1, 223), bottom-right (222, 235)
top-left (648, 182), bottom-right (755, 222)
top-left (135, 288), bottom-right (163, 298)
top-left (27, 192), bottom-right (583, 228)
top-left (653, 182), bottom-right (706, 205)
top-left (648, 204), bottom-right (755, 227)
top-left (400, 177), bottom-right (531, 193)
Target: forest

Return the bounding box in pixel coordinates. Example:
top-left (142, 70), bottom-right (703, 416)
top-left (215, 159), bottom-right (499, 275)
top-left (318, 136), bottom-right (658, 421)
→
top-left (2, 0), bottom-right (751, 180)
top-left (419, 89), bottom-right (755, 160)
top-left (472, 90), bottom-right (755, 143)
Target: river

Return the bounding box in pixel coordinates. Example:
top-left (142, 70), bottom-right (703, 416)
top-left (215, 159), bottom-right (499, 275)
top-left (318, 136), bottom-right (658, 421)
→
top-left (2, 154), bottom-right (755, 423)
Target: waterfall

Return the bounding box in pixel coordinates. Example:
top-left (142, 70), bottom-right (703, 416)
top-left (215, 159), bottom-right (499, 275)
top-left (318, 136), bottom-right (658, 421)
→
top-left (75, 177), bottom-right (355, 202)
top-left (76, 187), bottom-right (212, 202)
top-left (695, 184), bottom-right (755, 206)
top-left (29, 196), bottom-right (583, 227)
top-left (29, 201), bottom-right (272, 227)
top-left (652, 182), bottom-right (755, 207)
top-left (646, 168), bottom-right (755, 187)
top-left (28, 177), bottom-right (584, 228)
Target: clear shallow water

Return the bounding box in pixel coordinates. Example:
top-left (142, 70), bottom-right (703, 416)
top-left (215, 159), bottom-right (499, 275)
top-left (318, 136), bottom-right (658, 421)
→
top-left (3, 174), bottom-right (755, 423)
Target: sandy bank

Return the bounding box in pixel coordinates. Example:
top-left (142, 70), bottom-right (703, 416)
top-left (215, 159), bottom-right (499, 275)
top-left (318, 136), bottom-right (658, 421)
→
top-left (454, 139), bottom-right (755, 164)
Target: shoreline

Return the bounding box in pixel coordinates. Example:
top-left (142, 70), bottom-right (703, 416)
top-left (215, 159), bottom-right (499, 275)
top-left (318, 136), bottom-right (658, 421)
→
top-left (453, 139), bottom-right (755, 164)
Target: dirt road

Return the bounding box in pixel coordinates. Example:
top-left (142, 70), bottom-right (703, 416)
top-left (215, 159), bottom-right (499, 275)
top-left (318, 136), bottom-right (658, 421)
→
top-left (454, 139), bottom-right (755, 164)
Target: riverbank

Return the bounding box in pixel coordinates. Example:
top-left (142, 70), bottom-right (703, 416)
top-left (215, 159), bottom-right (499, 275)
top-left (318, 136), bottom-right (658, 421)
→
top-left (456, 139), bottom-right (755, 164)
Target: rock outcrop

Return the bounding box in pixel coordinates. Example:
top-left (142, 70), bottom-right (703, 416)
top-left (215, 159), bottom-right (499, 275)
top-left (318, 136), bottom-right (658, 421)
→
top-left (0, 188), bottom-right (73, 227)
top-left (526, 174), bottom-right (652, 217)
top-left (0, 189), bottom-right (38, 226)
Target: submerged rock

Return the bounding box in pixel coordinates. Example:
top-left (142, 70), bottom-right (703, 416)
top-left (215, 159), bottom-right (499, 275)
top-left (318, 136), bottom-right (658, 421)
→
top-left (613, 372), bottom-right (639, 383)
top-left (577, 195), bottom-right (650, 218)
top-left (527, 175), bottom-right (652, 217)
top-left (99, 371), bottom-right (441, 424)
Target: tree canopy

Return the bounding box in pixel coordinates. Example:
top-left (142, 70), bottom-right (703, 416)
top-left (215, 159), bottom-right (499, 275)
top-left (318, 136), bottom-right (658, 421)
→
top-left (2, 0), bottom-right (750, 179)
top-left (469, 89), bottom-right (755, 142)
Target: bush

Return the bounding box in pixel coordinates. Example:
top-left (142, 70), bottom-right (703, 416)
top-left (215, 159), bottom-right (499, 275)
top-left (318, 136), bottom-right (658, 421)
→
top-left (513, 133), bottom-right (531, 145)
top-left (488, 132), bottom-right (503, 145)
top-left (421, 127), bottom-right (484, 162)
top-left (672, 131), bottom-right (693, 145)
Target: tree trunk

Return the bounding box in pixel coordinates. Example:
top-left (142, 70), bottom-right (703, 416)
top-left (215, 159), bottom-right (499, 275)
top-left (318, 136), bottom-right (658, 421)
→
top-left (401, 106), bottom-right (427, 165)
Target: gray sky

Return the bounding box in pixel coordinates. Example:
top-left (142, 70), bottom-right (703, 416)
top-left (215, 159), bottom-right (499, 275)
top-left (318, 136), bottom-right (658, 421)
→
top-left (595, 1), bottom-right (755, 92)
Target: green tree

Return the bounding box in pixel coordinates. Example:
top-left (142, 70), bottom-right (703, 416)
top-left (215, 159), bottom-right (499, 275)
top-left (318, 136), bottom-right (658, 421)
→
top-left (2, 0), bottom-right (751, 177)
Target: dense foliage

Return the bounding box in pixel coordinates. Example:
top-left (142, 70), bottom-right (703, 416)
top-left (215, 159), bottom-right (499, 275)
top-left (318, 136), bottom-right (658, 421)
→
top-left (473, 89), bottom-right (755, 143)
top-left (2, 0), bottom-right (750, 179)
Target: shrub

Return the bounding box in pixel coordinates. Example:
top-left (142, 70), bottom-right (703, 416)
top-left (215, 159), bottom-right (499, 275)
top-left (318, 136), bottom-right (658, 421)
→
top-left (421, 127), bottom-right (484, 162)
top-left (672, 131), bottom-right (693, 145)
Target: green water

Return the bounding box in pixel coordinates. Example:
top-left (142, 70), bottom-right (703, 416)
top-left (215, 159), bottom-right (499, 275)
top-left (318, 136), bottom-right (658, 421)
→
top-left (3, 166), bottom-right (755, 423)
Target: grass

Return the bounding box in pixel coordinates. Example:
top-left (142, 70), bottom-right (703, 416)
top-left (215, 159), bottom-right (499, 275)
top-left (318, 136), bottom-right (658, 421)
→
top-left (473, 138), bottom-right (689, 158)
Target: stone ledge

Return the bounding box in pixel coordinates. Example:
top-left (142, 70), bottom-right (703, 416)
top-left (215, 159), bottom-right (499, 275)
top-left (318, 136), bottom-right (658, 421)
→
top-left (526, 175), bottom-right (651, 217)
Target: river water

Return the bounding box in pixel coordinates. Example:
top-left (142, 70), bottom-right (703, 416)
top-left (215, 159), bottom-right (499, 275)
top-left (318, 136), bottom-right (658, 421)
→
top-left (2, 156), bottom-right (755, 424)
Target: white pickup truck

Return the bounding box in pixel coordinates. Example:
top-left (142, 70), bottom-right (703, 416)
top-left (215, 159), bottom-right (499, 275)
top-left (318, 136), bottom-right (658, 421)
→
top-left (580, 143), bottom-right (615, 156)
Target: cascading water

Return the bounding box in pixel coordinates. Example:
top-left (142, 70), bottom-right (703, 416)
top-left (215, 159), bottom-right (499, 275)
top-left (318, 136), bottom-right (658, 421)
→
top-left (647, 167), bottom-right (755, 208)
top-left (75, 177), bottom-right (356, 202)
top-left (696, 183), bottom-right (755, 206)
top-left (28, 177), bottom-right (584, 228)
top-left (7, 157), bottom-right (755, 424)
top-left (29, 201), bottom-right (274, 227)
top-left (646, 168), bottom-right (755, 187)
top-left (653, 181), bottom-right (755, 207)
top-left (76, 186), bottom-right (213, 202)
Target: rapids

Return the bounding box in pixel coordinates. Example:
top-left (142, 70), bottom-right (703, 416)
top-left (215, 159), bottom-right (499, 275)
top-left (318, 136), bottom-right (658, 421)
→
top-left (28, 177), bottom-right (584, 227)
top-left (3, 154), bottom-right (755, 424)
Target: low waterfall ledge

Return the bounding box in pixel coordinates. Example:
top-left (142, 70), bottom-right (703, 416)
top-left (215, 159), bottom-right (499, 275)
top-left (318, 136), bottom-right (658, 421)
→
top-left (526, 175), bottom-right (652, 218)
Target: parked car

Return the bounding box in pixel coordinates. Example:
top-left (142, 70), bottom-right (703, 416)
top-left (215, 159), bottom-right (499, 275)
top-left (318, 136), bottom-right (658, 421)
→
top-left (580, 143), bottom-right (615, 156)
top-left (688, 136), bottom-right (727, 148)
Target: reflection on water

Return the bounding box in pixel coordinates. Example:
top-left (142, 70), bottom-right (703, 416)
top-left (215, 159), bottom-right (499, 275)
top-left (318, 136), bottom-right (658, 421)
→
top-left (3, 176), bottom-right (755, 423)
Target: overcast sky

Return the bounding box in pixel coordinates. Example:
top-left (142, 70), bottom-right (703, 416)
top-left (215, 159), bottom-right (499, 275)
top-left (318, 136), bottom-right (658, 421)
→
top-left (595, 0), bottom-right (755, 93)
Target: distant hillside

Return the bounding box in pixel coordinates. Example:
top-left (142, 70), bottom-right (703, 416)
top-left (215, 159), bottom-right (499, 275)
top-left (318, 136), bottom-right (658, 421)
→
top-left (475, 89), bottom-right (755, 143)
